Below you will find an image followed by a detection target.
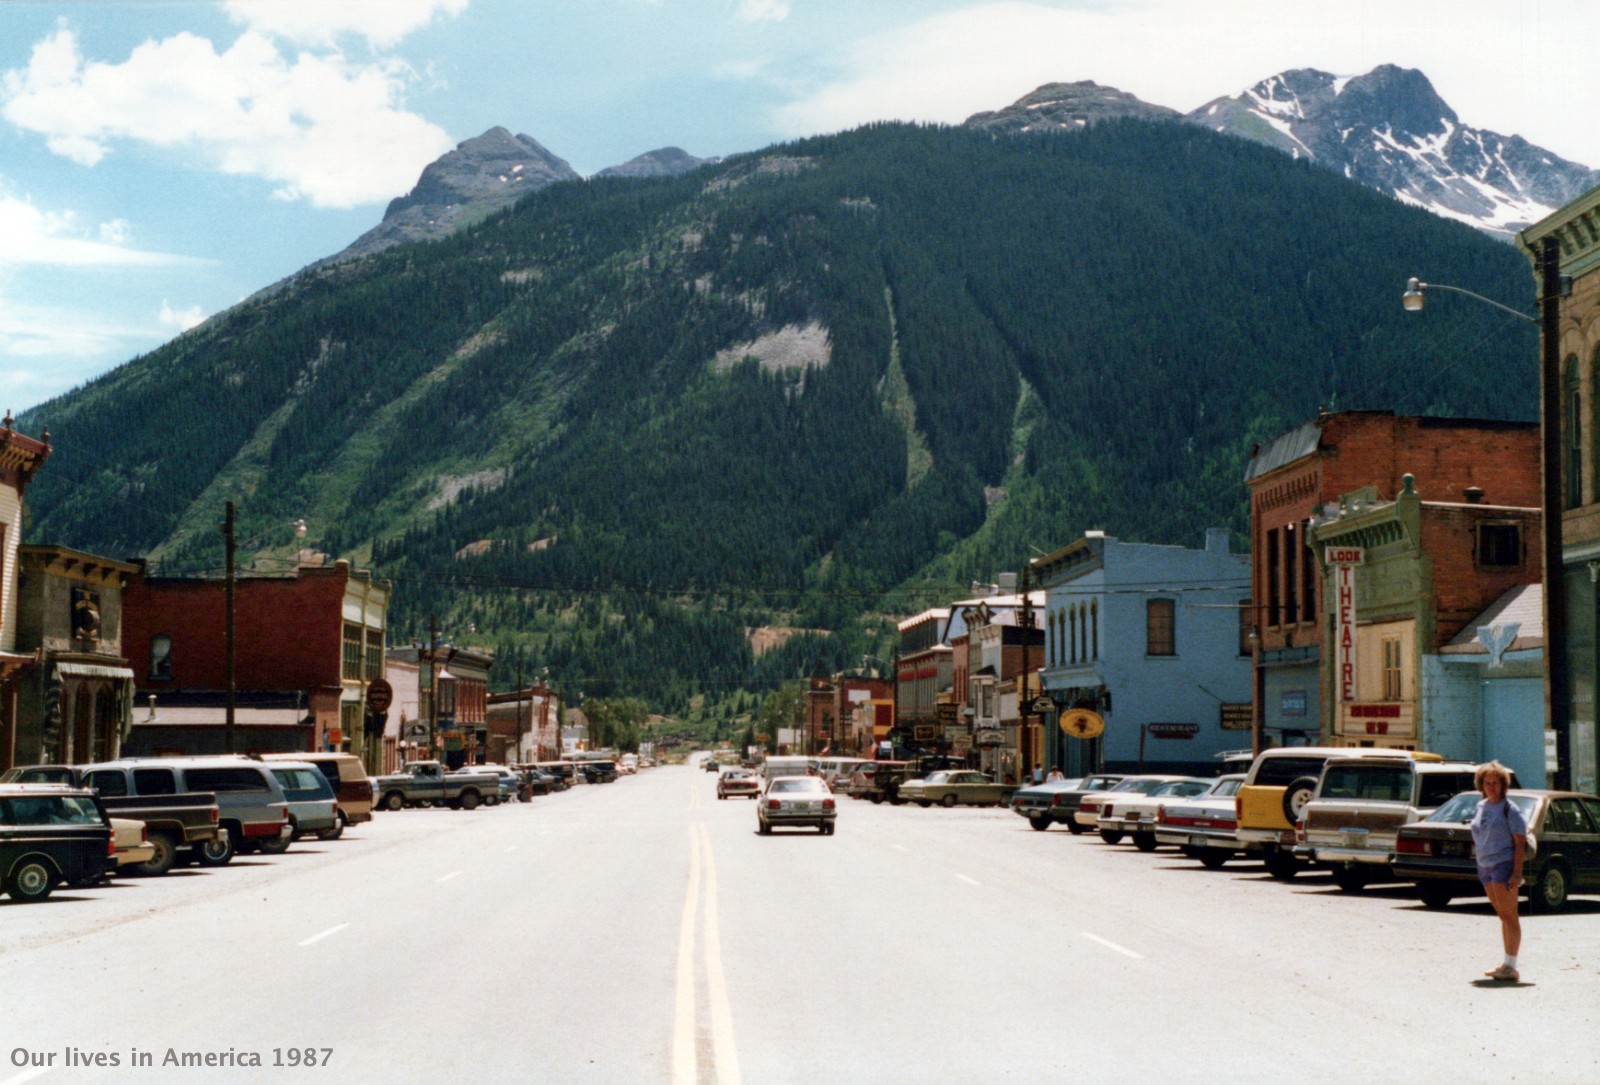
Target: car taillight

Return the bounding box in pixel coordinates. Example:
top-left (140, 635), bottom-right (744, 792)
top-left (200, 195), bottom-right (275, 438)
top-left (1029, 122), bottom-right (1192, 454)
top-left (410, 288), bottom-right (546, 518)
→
top-left (140, 825), bottom-right (149, 843)
top-left (823, 799), bottom-right (835, 810)
top-left (210, 808), bottom-right (220, 823)
top-left (1395, 837), bottom-right (1432, 856)
top-left (767, 799), bottom-right (780, 809)
top-left (106, 836), bottom-right (116, 857)
top-left (1156, 807), bottom-right (1167, 825)
top-left (1235, 797), bottom-right (1243, 819)
top-left (1295, 820), bottom-right (1305, 845)
top-left (1052, 794), bottom-right (1076, 807)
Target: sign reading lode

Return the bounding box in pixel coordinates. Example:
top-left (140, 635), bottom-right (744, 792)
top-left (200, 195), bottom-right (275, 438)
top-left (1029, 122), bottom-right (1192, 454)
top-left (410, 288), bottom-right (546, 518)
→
top-left (1328, 546), bottom-right (1363, 704)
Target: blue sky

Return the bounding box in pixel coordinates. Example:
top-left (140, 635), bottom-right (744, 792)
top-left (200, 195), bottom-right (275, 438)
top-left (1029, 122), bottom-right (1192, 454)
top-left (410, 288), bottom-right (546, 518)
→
top-left (2, 0), bottom-right (1594, 412)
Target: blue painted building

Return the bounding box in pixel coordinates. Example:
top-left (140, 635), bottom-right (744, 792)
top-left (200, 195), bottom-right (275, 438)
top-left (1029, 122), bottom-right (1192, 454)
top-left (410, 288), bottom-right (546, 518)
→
top-left (1033, 529), bottom-right (1253, 776)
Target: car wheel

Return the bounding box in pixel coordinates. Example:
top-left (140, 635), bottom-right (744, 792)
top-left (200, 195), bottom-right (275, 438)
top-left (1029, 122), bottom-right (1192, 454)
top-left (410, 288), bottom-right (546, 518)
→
top-left (134, 832), bottom-right (179, 876)
top-left (717, 792), bottom-right (726, 800)
top-left (940, 794), bottom-right (958, 809)
top-left (383, 791), bottom-right (406, 812)
top-left (1417, 880), bottom-right (1454, 909)
top-left (459, 791), bottom-right (480, 811)
top-left (758, 820), bottom-right (771, 836)
top-left (1066, 820), bottom-right (1087, 835)
top-left (1028, 816), bottom-right (1051, 832)
top-left (1198, 851), bottom-right (1229, 870)
top-left (1281, 777), bottom-right (1318, 824)
top-left (999, 790), bottom-right (1014, 805)
top-left (870, 795), bottom-right (883, 805)
top-left (1264, 848), bottom-right (1300, 881)
top-left (7, 858), bottom-right (56, 902)
top-left (256, 833), bottom-right (291, 855)
top-left (1331, 864), bottom-right (1369, 892)
top-left (1132, 832), bottom-right (1158, 852)
top-left (1529, 863), bottom-right (1570, 914)
top-left (194, 834), bottom-right (234, 867)
top-left (1098, 830), bottom-right (1124, 845)
top-left (317, 813), bottom-right (346, 841)
top-left (917, 800), bottom-right (932, 808)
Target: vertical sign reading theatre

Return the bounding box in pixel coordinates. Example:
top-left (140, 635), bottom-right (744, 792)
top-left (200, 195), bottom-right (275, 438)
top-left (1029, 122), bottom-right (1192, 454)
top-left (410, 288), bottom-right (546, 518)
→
top-left (1326, 547), bottom-right (1364, 705)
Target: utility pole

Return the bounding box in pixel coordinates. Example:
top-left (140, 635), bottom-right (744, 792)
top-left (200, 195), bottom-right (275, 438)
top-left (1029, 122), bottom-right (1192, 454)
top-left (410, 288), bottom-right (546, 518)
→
top-left (1538, 236), bottom-right (1572, 791)
top-left (1019, 561), bottom-right (1034, 783)
top-left (517, 661), bottom-right (526, 764)
top-left (427, 614), bottom-right (438, 764)
top-left (223, 501), bottom-right (236, 755)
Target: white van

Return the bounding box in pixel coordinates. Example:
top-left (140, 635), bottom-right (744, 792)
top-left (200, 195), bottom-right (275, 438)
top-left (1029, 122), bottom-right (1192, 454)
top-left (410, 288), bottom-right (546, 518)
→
top-left (761, 756), bottom-right (817, 782)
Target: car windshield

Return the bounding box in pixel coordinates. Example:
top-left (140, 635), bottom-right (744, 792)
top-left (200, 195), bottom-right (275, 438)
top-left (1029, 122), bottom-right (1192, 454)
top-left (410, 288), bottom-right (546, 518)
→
top-left (1209, 778), bottom-right (1243, 797)
top-left (1426, 791), bottom-right (1539, 824)
top-left (769, 778), bottom-right (825, 793)
top-left (4, 794), bottom-right (103, 825)
top-left (1152, 780), bottom-right (1205, 797)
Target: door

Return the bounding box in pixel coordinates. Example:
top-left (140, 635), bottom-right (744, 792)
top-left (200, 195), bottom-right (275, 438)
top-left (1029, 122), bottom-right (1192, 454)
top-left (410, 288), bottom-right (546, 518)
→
top-left (1481, 678), bottom-right (1545, 787)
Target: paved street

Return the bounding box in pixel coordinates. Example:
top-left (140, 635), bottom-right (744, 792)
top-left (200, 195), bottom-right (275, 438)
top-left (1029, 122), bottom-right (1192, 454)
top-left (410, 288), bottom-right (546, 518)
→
top-left (4, 764), bottom-right (1599, 1085)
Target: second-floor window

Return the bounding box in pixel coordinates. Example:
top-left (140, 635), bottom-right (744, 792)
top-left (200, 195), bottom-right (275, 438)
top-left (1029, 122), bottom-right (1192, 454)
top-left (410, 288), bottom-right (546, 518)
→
top-left (1147, 599), bottom-right (1176, 657)
top-left (364, 628), bottom-right (384, 680)
top-left (1477, 523), bottom-right (1522, 568)
top-left (149, 634), bottom-right (173, 680)
top-left (1382, 637), bottom-right (1404, 701)
top-left (342, 623), bottom-right (362, 680)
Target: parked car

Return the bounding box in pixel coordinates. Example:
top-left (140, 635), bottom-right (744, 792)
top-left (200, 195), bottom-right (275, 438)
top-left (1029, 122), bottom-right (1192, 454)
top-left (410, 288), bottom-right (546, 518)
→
top-left (262, 751), bottom-right (373, 836)
top-left (1096, 778), bottom-right (1213, 849)
top-left (107, 817), bottom-right (155, 878)
top-left (717, 769), bottom-right (761, 800)
top-left (1010, 773), bottom-right (1124, 832)
top-left (268, 763), bottom-right (340, 840)
top-left (757, 776), bottom-right (837, 835)
top-left (534, 762), bottom-right (576, 790)
top-left (849, 761), bottom-right (913, 804)
top-left (1393, 789), bottom-right (1600, 912)
top-left (0, 784), bottom-right (113, 902)
top-left (1294, 758), bottom-right (1485, 890)
top-left (1235, 747), bottom-right (1443, 880)
top-left (6, 762), bottom-right (224, 873)
top-left (372, 761), bottom-right (497, 810)
top-left (1155, 774), bottom-right (1247, 867)
top-left (579, 760), bottom-right (619, 784)
top-left (899, 770), bottom-right (1014, 808)
top-left (815, 757), bottom-right (868, 792)
top-left (516, 767), bottom-right (557, 797)
top-left (78, 757), bottom-right (291, 859)
top-left (1075, 775), bottom-right (1191, 832)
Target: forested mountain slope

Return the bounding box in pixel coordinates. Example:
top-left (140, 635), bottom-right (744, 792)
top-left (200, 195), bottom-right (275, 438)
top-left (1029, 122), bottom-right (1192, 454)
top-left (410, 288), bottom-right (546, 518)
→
top-left (19, 120), bottom-right (1536, 707)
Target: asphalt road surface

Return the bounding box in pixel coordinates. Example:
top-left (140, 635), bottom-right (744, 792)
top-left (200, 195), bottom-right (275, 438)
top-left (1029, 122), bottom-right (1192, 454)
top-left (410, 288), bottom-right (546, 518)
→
top-left (3, 762), bottom-right (1598, 1085)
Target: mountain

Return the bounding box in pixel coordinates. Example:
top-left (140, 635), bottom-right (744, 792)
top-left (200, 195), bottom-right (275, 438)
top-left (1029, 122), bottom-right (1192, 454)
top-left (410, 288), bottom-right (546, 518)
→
top-left (596, 147), bottom-right (714, 179)
top-left (964, 81), bottom-right (1179, 133)
top-left (16, 120), bottom-right (1537, 710)
top-left (1183, 65), bottom-right (1600, 238)
top-left (331, 127), bottom-right (580, 263)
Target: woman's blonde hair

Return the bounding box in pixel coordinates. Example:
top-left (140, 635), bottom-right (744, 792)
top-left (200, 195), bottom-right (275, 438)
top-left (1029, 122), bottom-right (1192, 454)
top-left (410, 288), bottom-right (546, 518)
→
top-left (1475, 760), bottom-right (1513, 793)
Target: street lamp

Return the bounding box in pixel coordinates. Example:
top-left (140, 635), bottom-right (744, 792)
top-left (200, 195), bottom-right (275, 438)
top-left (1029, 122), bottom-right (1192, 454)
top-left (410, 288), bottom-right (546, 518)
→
top-left (1402, 258), bottom-right (1570, 787)
top-left (1401, 277), bottom-right (1536, 323)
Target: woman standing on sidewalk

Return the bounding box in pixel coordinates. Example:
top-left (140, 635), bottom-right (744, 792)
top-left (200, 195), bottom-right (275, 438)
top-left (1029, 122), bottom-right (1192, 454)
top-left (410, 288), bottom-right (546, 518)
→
top-left (1470, 761), bottom-right (1528, 982)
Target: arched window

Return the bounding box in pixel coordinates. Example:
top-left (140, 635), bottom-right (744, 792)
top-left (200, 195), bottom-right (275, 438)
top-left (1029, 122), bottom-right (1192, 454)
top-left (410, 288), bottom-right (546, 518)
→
top-left (1567, 354), bottom-right (1583, 508)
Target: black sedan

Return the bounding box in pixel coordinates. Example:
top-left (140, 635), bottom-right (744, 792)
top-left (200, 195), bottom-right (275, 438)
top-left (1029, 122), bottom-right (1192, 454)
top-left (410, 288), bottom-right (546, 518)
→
top-left (1392, 789), bottom-right (1600, 912)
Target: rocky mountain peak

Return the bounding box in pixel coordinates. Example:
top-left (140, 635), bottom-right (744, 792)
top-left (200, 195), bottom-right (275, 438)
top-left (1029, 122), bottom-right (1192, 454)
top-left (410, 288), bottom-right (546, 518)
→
top-left (963, 80), bottom-right (1179, 134)
top-left (596, 146), bottom-right (713, 179)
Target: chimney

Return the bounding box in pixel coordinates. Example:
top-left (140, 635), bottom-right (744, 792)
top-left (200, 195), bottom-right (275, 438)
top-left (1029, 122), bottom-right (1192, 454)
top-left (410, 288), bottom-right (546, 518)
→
top-left (996, 572), bottom-right (1018, 593)
top-left (1205, 527), bottom-right (1231, 554)
top-left (1463, 486), bottom-right (1484, 504)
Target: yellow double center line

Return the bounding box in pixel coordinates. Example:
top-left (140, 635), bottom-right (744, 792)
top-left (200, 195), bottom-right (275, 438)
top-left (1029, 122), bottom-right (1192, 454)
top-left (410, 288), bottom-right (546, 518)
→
top-left (673, 822), bottom-right (741, 1085)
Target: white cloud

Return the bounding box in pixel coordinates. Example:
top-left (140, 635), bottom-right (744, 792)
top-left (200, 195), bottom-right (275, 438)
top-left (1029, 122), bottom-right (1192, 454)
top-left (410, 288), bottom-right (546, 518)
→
top-left (734, 0), bottom-right (791, 22)
top-left (2, 27), bottom-right (455, 208)
top-left (0, 191), bottom-right (188, 269)
top-left (159, 301), bottom-right (207, 333)
top-left (224, 0), bottom-right (471, 49)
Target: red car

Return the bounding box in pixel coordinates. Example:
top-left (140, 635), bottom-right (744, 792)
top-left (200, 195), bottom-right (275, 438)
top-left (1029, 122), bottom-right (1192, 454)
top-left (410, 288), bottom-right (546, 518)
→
top-left (717, 769), bottom-right (761, 800)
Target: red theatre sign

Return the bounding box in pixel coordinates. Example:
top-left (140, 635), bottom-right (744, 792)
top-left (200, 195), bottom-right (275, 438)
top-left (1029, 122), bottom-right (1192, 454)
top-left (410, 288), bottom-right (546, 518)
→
top-left (1326, 547), bottom-right (1363, 704)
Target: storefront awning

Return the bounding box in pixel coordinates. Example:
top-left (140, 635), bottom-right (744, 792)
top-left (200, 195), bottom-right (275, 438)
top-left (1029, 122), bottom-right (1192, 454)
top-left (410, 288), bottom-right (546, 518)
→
top-left (55, 662), bottom-right (135, 681)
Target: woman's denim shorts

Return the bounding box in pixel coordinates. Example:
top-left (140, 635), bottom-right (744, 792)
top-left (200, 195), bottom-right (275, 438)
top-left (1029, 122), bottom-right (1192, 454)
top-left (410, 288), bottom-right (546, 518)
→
top-left (1479, 859), bottom-right (1516, 887)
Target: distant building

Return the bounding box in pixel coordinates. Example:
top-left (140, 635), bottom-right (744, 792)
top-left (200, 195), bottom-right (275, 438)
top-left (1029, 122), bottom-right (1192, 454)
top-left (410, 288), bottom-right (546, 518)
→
top-left (944, 587), bottom-right (1044, 783)
top-left (894, 609), bottom-right (951, 755)
top-left (805, 672), bottom-right (890, 756)
top-left (1034, 529), bottom-right (1252, 776)
top-left (487, 684), bottom-right (561, 764)
top-left (386, 645), bottom-right (492, 769)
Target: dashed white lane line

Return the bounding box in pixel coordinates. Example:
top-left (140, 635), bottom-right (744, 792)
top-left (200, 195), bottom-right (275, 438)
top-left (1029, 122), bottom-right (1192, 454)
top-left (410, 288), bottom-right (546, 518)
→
top-left (892, 844), bottom-right (910, 852)
top-left (1082, 932), bottom-right (1144, 959)
top-left (504, 845), bottom-right (518, 853)
top-left (955, 874), bottom-right (981, 886)
top-left (436, 870), bottom-right (463, 884)
top-left (298, 923), bottom-right (349, 947)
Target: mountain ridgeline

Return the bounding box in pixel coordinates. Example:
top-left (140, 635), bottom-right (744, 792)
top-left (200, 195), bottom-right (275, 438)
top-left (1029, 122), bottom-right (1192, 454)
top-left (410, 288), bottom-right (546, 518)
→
top-left (20, 120), bottom-right (1537, 709)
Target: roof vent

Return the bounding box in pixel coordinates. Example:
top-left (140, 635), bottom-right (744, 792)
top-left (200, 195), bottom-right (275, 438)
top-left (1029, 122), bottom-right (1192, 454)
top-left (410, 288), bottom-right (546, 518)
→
top-left (1463, 486), bottom-right (1484, 504)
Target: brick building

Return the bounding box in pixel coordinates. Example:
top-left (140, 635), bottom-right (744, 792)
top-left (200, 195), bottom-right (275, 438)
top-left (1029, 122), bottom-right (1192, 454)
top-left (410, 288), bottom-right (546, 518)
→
top-left (486, 683), bottom-right (561, 764)
top-left (385, 644), bottom-right (492, 769)
top-left (944, 588), bottom-right (1043, 782)
top-left (120, 559), bottom-right (390, 759)
top-left (894, 609), bottom-right (951, 755)
top-left (1244, 411), bottom-right (1540, 748)
top-left (1310, 475), bottom-right (1541, 764)
top-left (804, 672), bottom-right (890, 756)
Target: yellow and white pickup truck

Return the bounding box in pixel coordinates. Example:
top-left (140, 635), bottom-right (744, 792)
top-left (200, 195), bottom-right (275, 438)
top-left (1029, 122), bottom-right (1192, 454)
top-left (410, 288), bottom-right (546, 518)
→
top-left (1234, 747), bottom-right (1442, 880)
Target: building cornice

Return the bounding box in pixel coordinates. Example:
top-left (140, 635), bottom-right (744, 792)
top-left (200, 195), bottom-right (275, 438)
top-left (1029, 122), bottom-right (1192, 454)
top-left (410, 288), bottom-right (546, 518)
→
top-left (1519, 182), bottom-right (1600, 280)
